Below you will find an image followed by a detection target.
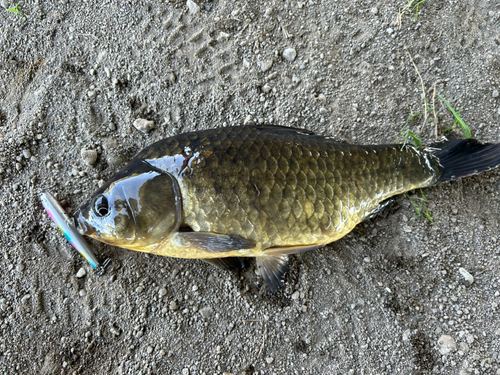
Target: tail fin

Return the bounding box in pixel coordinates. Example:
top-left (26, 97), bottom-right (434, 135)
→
top-left (432, 139), bottom-right (500, 183)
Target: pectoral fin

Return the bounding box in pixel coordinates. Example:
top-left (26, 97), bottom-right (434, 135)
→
top-left (202, 257), bottom-right (246, 270)
top-left (174, 232), bottom-right (256, 252)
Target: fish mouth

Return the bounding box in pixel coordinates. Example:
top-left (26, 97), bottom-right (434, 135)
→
top-left (73, 208), bottom-right (96, 237)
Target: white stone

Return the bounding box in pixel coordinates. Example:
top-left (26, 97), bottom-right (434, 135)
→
top-left (199, 306), bottom-right (213, 319)
top-left (459, 268), bottom-right (474, 284)
top-left (283, 47), bottom-right (297, 62)
top-left (243, 115), bottom-right (255, 125)
top-left (81, 149), bottom-right (98, 165)
top-left (76, 268), bottom-right (86, 278)
top-left (258, 59), bottom-right (273, 72)
top-left (133, 118), bottom-right (154, 133)
top-left (186, 0), bottom-right (200, 14)
top-left (437, 335), bottom-right (456, 355)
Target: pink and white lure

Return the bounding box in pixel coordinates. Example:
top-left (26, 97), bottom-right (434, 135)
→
top-left (40, 191), bottom-right (109, 274)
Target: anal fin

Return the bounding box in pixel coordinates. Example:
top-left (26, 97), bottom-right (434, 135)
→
top-left (365, 198), bottom-right (397, 220)
top-left (256, 255), bottom-right (289, 293)
top-left (256, 244), bottom-right (324, 292)
top-left (202, 257), bottom-right (246, 270)
top-left (265, 243), bottom-right (324, 256)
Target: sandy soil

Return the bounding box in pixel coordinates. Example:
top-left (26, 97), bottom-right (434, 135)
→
top-left (1, 1), bottom-right (500, 374)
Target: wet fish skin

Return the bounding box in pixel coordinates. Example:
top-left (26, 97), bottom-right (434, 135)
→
top-left (139, 126), bottom-right (440, 250)
top-left (73, 125), bottom-right (500, 291)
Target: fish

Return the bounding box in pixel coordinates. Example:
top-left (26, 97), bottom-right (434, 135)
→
top-left (73, 125), bottom-right (500, 292)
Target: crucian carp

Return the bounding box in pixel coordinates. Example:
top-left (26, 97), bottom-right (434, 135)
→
top-left (73, 125), bottom-right (500, 291)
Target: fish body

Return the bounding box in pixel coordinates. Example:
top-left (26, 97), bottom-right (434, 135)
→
top-left (74, 125), bottom-right (500, 291)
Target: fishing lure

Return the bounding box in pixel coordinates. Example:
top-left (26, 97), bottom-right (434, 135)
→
top-left (40, 191), bottom-right (110, 274)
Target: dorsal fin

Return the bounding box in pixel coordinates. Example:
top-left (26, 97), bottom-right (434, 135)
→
top-left (252, 124), bottom-right (316, 136)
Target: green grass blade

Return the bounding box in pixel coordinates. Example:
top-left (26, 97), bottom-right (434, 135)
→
top-left (438, 94), bottom-right (471, 138)
top-left (6, 4), bottom-right (24, 18)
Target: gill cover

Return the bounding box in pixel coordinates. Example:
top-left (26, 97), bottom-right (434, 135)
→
top-left (74, 161), bottom-right (182, 251)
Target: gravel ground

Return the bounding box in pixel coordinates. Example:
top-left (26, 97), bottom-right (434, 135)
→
top-left (1, 1), bottom-right (500, 374)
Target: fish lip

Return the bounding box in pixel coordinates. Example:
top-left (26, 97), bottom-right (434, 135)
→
top-left (72, 215), bottom-right (85, 235)
top-left (73, 208), bottom-right (95, 236)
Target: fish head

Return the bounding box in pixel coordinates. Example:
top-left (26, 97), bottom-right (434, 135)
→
top-left (74, 161), bottom-right (182, 250)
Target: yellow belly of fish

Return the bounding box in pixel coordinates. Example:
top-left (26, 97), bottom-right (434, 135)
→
top-left (132, 216), bottom-right (359, 260)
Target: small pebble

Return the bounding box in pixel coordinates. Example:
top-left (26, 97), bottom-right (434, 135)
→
top-left (283, 47), bottom-right (297, 62)
top-left (437, 335), bottom-right (456, 355)
top-left (16, 263), bottom-right (25, 272)
top-left (147, 346), bottom-right (154, 354)
top-left (159, 287), bottom-right (167, 297)
top-left (192, 284), bottom-right (198, 292)
top-left (258, 59), bottom-right (273, 72)
top-left (81, 149), bottom-right (98, 165)
top-left (134, 330), bottom-right (144, 338)
top-left (15, 163), bottom-right (22, 171)
top-left (79, 289), bottom-right (87, 297)
top-left (182, 368), bottom-right (190, 375)
top-left (22, 149), bottom-right (31, 159)
top-left (262, 84), bottom-right (272, 94)
top-left (169, 301), bottom-right (179, 311)
top-left (459, 268), bottom-right (474, 284)
top-left (370, 7), bottom-right (378, 15)
top-left (133, 118), bottom-right (155, 133)
top-left (291, 291), bottom-right (300, 300)
top-left (199, 306), bottom-right (213, 319)
top-left (110, 326), bottom-right (121, 336)
top-left (265, 357), bottom-right (274, 364)
top-left (493, 89), bottom-right (499, 98)
top-left (76, 267), bottom-right (87, 278)
top-left (1, 0), bottom-right (9, 9)
top-left (243, 115), bottom-right (255, 126)
top-left (466, 333), bottom-right (474, 344)
top-left (186, 0), bottom-right (199, 14)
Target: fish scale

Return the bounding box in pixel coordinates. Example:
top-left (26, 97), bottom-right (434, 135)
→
top-left (138, 126), bottom-right (439, 249)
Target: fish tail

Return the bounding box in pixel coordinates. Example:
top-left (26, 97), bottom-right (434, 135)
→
top-left (432, 139), bottom-right (500, 183)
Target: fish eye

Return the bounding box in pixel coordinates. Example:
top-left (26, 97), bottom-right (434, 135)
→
top-left (93, 195), bottom-right (109, 217)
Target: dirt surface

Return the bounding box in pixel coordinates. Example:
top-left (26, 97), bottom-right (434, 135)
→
top-left (1, 1), bottom-right (500, 374)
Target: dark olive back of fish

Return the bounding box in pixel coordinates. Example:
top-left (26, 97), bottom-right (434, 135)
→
top-left (138, 126), bottom-right (440, 248)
